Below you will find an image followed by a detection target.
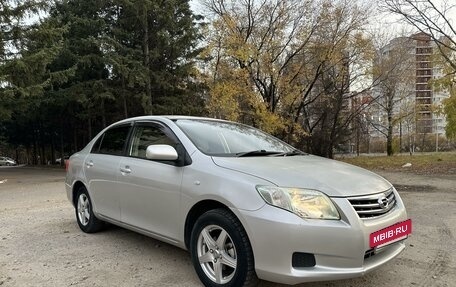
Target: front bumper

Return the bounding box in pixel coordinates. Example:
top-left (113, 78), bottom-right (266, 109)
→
top-left (235, 190), bottom-right (408, 285)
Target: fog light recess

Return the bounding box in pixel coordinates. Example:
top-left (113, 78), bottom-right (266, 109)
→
top-left (292, 252), bottom-right (316, 268)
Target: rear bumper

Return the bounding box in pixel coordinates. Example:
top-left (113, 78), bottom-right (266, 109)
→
top-left (236, 191), bottom-right (408, 285)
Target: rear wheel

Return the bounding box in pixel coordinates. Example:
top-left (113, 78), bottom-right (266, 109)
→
top-left (190, 209), bottom-right (258, 287)
top-left (75, 186), bottom-right (103, 233)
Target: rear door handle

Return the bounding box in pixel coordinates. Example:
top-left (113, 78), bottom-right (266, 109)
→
top-left (120, 166), bottom-right (131, 174)
top-left (86, 160), bottom-right (94, 168)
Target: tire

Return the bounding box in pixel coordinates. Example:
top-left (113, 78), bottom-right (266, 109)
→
top-left (75, 186), bottom-right (104, 233)
top-left (190, 209), bottom-right (258, 287)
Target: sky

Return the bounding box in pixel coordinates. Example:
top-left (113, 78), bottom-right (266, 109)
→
top-left (189, 0), bottom-right (456, 40)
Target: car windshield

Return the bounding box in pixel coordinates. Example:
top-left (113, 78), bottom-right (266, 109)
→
top-left (175, 119), bottom-right (299, 156)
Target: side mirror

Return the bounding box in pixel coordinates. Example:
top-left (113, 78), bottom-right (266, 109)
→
top-left (146, 145), bottom-right (178, 161)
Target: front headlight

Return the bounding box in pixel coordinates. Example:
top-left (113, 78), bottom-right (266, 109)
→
top-left (256, 186), bottom-right (340, 220)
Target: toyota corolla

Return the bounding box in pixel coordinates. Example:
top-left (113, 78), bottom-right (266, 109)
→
top-left (65, 116), bottom-right (411, 286)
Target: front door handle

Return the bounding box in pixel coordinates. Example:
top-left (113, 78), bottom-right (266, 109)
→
top-left (120, 166), bottom-right (131, 174)
top-left (86, 160), bottom-right (94, 168)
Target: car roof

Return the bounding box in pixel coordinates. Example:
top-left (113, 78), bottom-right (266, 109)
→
top-left (113, 115), bottom-right (232, 125)
top-left (135, 115), bottom-right (227, 121)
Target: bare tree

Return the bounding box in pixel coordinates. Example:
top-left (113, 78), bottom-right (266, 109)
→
top-left (202, 0), bottom-right (321, 113)
top-left (371, 36), bottom-right (416, 155)
top-left (400, 98), bottom-right (417, 154)
top-left (383, 0), bottom-right (456, 73)
top-left (298, 5), bottom-right (377, 157)
top-left (202, 0), bottom-right (380, 157)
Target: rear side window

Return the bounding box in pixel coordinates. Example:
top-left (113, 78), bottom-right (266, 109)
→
top-left (97, 125), bottom-right (131, 156)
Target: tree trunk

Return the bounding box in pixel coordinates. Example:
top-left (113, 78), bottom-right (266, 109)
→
top-left (40, 143), bottom-right (45, 165)
top-left (87, 108), bottom-right (92, 140)
top-left (26, 146), bottom-right (31, 165)
top-left (51, 132), bottom-right (55, 164)
top-left (408, 131), bottom-right (413, 156)
top-left (73, 125), bottom-right (78, 153)
top-left (32, 126), bottom-right (37, 165)
top-left (101, 99), bottom-right (107, 128)
top-left (60, 122), bottom-right (65, 167)
top-left (327, 143), bottom-right (334, 159)
top-left (143, 5), bottom-right (153, 114)
top-left (39, 120), bottom-right (46, 165)
top-left (122, 77), bottom-right (128, 118)
top-left (327, 93), bottom-right (344, 159)
top-left (356, 122), bottom-right (360, 156)
top-left (387, 113), bottom-right (394, 156)
top-left (367, 133), bottom-right (370, 154)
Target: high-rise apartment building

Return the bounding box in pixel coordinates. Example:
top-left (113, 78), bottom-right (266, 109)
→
top-left (371, 32), bottom-right (450, 137)
top-left (413, 32), bottom-right (434, 134)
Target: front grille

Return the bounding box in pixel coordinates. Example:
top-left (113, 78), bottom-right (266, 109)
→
top-left (348, 188), bottom-right (396, 219)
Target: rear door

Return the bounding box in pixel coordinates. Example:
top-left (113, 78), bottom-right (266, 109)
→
top-left (117, 121), bottom-right (184, 240)
top-left (84, 124), bottom-right (131, 221)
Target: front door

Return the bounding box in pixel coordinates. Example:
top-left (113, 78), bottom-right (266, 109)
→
top-left (117, 122), bottom-right (184, 241)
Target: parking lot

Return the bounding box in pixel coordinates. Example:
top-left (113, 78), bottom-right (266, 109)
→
top-left (0, 166), bottom-right (455, 287)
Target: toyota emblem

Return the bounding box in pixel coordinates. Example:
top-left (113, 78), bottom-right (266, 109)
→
top-left (378, 195), bottom-right (389, 209)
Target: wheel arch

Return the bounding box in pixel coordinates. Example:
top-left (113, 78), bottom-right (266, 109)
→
top-left (184, 199), bottom-right (236, 250)
top-left (72, 180), bottom-right (86, 207)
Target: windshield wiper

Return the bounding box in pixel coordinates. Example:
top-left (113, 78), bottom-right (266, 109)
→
top-left (235, 150), bottom-right (282, 157)
top-left (272, 150), bottom-right (307, 157)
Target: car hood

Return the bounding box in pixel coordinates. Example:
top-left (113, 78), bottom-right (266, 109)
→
top-left (212, 155), bottom-right (392, 197)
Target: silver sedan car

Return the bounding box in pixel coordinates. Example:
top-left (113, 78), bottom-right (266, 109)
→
top-left (0, 156), bottom-right (16, 166)
top-left (65, 116), bottom-right (411, 286)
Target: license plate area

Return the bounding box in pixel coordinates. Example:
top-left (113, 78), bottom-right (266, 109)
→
top-left (369, 219), bottom-right (412, 248)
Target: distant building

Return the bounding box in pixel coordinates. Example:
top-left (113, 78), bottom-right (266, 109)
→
top-left (371, 32), bottom-right (450, 137)
top-left (412, 32), bottom-right (435, 134)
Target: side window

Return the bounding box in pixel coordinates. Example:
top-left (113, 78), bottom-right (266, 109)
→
top-left (98, 125), bottom-right (131, 156)
top-left (129, 124), bottom-right (177, 159)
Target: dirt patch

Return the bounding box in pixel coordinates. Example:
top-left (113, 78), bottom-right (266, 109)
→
top-left (393, 184), bottom-right (437, 193)
top-left (1, 167), bottom-right (455, 287)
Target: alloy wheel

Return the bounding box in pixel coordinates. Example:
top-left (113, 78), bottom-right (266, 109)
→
top-left (197, 224), bottom-right (238, 284)
top-left (77, 193), bottom-right (90, 226)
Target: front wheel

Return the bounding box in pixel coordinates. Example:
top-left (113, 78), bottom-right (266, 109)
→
top-left (190, 209), bottom-right (258, 287)
top-left (75, 186), bottom-right (104, 233)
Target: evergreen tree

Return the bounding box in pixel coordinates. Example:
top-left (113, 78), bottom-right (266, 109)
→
top-left (0, 0), bottom-right (206, 164)
top-left (0, 0), bottom-right (48, 120)
top-left (102, 0), bottom-right (205, 115)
